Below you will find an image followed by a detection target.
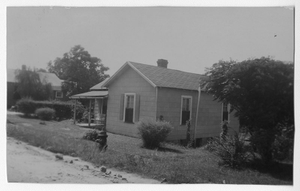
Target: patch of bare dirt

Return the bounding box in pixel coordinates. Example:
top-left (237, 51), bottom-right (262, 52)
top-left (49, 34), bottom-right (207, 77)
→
top-left (6, 137), bottom-right (160, 184)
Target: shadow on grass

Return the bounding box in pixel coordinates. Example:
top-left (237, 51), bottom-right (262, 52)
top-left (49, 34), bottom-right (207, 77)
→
top-left (158, 147), bottom-right (184, 154)
top-left (18, 114), bottom-right (65, 122)
top-left (265, 162), bottom-right (293, 182)
top-left (247, 160), bottom-right (293, 182)
top-left (18, 114), bottom-right (37, 119)
top-left (147, 146), bottom-right (184, 154)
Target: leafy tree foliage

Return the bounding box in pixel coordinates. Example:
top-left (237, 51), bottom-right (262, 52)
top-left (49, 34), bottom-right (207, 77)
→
top-left (202, 57), bottom-right (294, 163)
top-left (47, 45), bottom-right (109, 96)
top-left (15, 65), bottom-right (53, 100)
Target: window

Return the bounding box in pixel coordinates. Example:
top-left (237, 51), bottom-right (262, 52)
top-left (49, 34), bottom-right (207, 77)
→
top-left (124, 93), bottom-right (136, 123)
top-left (180, 96), bottom-right (192, 125)
top-left (222, 103), bottom-right (230, 122)
top-left (56, 91), bottom-right (63, 98)
top-left (119, 93), bottom-right (140, 123)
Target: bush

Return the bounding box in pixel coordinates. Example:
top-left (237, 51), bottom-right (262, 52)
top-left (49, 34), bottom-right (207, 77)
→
top-left (35, 107), bottom-right (56, 121)
top-left (82, 129), bottom-right (102, 142)
top-left (51, 101), bottom-right (73, 120)
top-left (80, 110), bottom-right (90, 123)
top-left (206, 132), bottom-right (252, 168)
top-left (16, 97), bottom-right (35, 116)
top-left (272, 124), bottom-right (294, 161)
top-left (69, 100), bottom-right (86, 122)
top-left (137, 119), bottom-right (173, 149)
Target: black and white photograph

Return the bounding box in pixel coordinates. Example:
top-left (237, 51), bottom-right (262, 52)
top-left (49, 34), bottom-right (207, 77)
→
top-left (3, 1), bottom-right (298, 190)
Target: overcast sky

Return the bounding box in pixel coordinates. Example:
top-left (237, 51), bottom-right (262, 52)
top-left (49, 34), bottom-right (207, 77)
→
top-left (7, 7), bottom-right (294, 76)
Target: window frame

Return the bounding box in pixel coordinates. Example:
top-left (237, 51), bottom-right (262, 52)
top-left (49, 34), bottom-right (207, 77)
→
top-left (180, 95), bottom-right (193, 125)
top-left (55, 91), bottom-right (63, 98)
top-left (221, 103), bottom-right (230, 122)
top-left (123, 93), bottom-right (136, 123)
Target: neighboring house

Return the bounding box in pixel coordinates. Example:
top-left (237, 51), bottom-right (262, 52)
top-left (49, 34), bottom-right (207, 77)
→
top-left (102, 60), bottom-right (239, 143)
top-left (38, 71), bottom-right (66, 100)
top-left (7, 69), bottom-right (66, 108)
top-left (70, 78), bottom-right (109, 127)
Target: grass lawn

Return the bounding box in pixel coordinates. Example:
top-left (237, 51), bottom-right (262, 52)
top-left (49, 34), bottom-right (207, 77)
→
top-left (6, 114), bottom-right (293, 184)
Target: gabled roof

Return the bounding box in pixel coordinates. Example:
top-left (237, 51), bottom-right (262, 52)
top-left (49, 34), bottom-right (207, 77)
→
top-left (7, 69), bottom-right (64, 91)
top-left (90, 78), bottom-right (109, 91)
top-left (103, 61), bottom-right (203, 91)
top-left (38, 72), bottom-right (64, 89)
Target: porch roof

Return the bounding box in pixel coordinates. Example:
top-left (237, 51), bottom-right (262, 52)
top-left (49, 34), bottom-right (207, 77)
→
top-left (70, 90), bottom-right (108, 99)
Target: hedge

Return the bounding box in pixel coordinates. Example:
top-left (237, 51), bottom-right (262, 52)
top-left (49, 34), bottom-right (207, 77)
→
top-left (16, 98), bottom-right (76, 120)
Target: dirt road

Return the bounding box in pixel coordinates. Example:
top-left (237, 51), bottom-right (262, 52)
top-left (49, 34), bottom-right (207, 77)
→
top-left (6, 137), bottom-right (160, 184)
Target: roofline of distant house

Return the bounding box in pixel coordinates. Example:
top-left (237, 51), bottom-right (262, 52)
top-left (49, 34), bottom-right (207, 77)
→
top-left (7, 68), bottom-right (64, 85)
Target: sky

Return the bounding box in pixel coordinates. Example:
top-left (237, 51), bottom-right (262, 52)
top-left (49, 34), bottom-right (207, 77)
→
top-left (7, 6), bottom-right (294, 76)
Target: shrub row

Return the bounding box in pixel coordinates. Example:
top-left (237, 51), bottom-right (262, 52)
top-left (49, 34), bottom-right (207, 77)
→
top-left (16, 98), bottom-right (80, 120)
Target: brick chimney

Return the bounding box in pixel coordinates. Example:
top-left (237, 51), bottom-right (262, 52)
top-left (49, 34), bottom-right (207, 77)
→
top-left (157, 59), bottom-right (168, 68)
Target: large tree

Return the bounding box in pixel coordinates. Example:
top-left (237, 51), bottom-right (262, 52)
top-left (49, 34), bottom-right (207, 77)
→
top-left (202, 57), bottom-right (294, 163)
top-left (15, 65), bottom-right (53, 100)
top-left (47, 45), bottom-right (109, 96)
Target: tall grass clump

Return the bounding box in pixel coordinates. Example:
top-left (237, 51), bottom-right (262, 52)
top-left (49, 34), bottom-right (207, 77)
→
top-left (207, 133), bottom-right (251, 168)
top-left (137, 119), bottom-right (173, 149)
top-left (35, 107), bottom-right (56, 121)
top-left (206, 122), bottom-right (251, 168)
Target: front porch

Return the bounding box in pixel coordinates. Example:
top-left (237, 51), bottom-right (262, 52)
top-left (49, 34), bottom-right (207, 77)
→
top-left (70, 90), bottom-right (108, 130)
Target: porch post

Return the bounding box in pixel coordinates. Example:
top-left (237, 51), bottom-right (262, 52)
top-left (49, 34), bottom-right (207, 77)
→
top-left (88, 99), bottom-right (91, 127)
top-left (73, 99), bottom-right (77, 124)
top-left (100, 98), bottom-right (103, 115)
top-left (95, 98), bottom-right (98, 120)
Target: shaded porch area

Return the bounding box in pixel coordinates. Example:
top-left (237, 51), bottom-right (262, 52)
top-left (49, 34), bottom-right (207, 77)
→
top-left (70, 90), bottom-right (108, 130)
